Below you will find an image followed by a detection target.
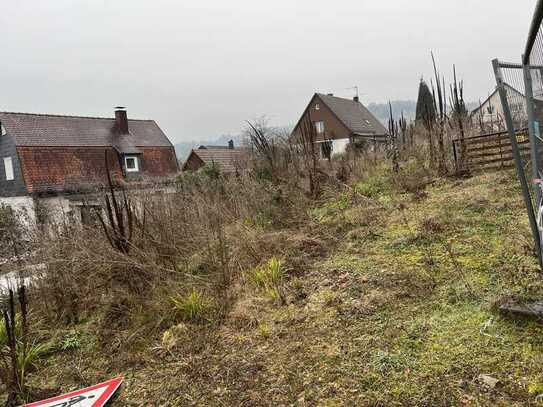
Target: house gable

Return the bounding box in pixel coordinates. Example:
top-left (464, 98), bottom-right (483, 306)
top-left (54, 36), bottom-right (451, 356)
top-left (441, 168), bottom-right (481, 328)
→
top-left (182, 150), bottom-right (206, 171)
top-left (291, 94), bottom-right (352, 142)
top-left (291, 93), bottom-right (388, 142)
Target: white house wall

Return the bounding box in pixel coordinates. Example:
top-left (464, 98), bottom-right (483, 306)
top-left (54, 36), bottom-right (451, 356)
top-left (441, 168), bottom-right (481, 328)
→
top-left (0, 195), bottom-right (81, 230)
top-left (332, 138), bottom-right (350, 156)
top-left (0, 185), bottom-right (179, 233)
top-left (474, 89), bottom-right (527, 132)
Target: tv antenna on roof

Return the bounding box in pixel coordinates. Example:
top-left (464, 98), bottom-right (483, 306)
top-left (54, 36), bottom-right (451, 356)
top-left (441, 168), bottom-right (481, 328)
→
top-left (345, 86), bottom-right (363, 100)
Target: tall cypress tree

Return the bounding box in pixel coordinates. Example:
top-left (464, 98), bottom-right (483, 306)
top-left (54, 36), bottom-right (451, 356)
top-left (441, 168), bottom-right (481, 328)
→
top-left (415, 79), bottom-right (436, 125)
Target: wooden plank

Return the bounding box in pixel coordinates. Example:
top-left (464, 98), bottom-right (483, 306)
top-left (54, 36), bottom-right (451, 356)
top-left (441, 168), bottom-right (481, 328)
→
top-left (466, 144), bottom-right (529, 155)
top-left (453, 128), bottom-right (528, 143)
top-left (467, 147), bottom-right (530, 159)
top-left (455, 128), bottom-right (532, 173)
top-left (462, 132), bottom-right (529, 145)
top-left (468, 154), bottom-right (529, 166)
top-left (463, 136), bottom-right (510, 147)
top-left (465, 138), bottom-right (529, 149)
top-left (465, 142), bottom-right (529, 154)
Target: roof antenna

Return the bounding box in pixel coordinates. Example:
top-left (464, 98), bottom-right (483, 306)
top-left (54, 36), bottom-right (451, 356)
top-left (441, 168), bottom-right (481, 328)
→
top-left (345, 86), bottom-right (362, 102)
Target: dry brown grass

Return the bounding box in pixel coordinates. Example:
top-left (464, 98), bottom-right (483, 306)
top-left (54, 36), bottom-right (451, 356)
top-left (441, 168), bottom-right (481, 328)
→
top-left (6, 135), bottom-right (541, 406)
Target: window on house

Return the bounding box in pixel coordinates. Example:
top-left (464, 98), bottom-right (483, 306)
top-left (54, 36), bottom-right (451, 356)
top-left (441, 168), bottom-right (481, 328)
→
top-left (4, 157), bottom-right (14, 181)
top-left (320, 141), bottom-right (332, 160)
top-left (1, 123), bottom-right (6, 136)
top-left (124, 155), bottom-right (139, 173)
top-left (315, 103), bottom-right (320, 111)
top-left (314, 121), bottom-right (325, 134)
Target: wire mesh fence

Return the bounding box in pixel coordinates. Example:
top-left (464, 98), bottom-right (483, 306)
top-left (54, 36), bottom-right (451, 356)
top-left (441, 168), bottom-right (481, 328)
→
top-left (492, 0), bottom-right (543, 268)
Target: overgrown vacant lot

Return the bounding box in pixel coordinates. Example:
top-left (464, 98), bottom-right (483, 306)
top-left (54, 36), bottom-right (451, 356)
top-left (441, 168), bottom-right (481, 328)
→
top-left (15, 169), bottom-right (543, 405)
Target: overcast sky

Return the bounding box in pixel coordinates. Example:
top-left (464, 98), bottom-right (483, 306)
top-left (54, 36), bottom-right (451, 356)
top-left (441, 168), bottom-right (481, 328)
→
top-left (0, 0), bottom-right (535, 143)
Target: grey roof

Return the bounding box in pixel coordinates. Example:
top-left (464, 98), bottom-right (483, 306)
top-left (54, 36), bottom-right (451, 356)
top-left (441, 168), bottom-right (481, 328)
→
top-left (316, 93), bottom-right (388, 135)
top-left (0, 111), bottom-right (173, 148)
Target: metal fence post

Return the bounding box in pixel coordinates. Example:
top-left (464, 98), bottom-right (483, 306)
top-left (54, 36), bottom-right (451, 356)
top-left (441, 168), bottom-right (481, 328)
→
top-left (493, 59), bottom-right (543, 269)
top-left (523, 59), bottom-right (541, 204)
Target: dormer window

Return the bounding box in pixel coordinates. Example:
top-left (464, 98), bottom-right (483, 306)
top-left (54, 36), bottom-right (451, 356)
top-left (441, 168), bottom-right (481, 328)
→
top-left (4, 157), bottom-right (14, 181)
top-left (124, 155), bottom-right (140, 173)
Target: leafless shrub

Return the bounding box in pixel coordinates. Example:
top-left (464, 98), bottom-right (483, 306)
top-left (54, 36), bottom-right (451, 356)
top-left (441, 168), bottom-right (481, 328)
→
top-left (295, 112), bottom-right (321, 197)
top-left (387, 101), bottom-right (400, 173)
top-left (0, 205), bottom-right (27, 263)
top-left (394, 160), bottom-right (432, 197)
top-left (449, 65), bottom-right (468, 172)
top-left (419, 217), bottom-right (444, 235)
top-left (245, 117), bottom-right (278, 179)
top-left (33, 166), bottom-right (309, 348)
top-left (1, 286), bottom-right (34, 405)
top-left (430, 52), bottom-right (449, 176)
top-left (94, 152), bottom-right (136, 254)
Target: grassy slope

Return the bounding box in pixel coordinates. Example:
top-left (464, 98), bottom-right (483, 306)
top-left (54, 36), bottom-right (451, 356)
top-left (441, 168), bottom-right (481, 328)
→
top-left (26, 170), bottom-right (543, 405)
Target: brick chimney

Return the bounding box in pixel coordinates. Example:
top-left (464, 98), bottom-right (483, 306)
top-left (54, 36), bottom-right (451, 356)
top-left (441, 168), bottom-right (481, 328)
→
top-left (115, 106), bottom-right (129, 134)
top-left (353, 96), bottom-right (359, 103)
top-left (228, 139), bottom-right (234, 149)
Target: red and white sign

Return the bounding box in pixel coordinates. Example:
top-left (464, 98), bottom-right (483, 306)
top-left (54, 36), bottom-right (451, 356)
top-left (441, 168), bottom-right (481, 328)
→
top-left (24, 377), bottom-right (123, 407)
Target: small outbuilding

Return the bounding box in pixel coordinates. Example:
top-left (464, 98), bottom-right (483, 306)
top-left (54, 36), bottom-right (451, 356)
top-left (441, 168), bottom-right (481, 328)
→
top-left (182, 140), bottom-right (247, 174)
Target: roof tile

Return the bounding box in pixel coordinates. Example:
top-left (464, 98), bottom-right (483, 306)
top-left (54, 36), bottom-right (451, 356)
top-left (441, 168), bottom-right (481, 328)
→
top-left (316, 93), bottom-right (388, 135)
top-left (0, 111), bottom-right (173, 148)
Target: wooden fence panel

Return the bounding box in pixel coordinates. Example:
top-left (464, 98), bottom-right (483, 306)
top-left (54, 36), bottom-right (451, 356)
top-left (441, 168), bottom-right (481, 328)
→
top-left (453, 129), bottom-right (530, 171)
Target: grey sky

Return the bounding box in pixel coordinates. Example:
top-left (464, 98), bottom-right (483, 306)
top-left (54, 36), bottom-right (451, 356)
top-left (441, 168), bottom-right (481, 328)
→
top-left (0, 0), bottom-right (534, 143)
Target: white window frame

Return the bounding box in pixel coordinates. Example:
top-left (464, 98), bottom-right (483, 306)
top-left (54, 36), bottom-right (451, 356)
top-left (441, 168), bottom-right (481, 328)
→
top-left (314, 121), bottom-right (325, 134)
top-left (124, 155), bottom-right (140, 173)
top-left (4, 157), bottom-right (14, 181)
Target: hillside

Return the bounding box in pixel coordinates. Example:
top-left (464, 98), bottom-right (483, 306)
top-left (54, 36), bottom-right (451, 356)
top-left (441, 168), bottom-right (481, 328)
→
top-left (10, 166), bottom-right (543, 406)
